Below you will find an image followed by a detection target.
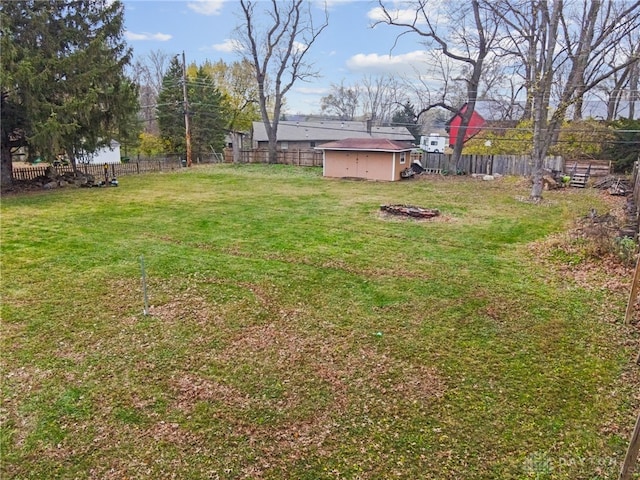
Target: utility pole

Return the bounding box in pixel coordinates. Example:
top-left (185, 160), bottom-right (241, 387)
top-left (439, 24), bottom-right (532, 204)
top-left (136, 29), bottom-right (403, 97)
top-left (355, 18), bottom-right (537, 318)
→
top-left (181, 51), bottom-right (192, 167)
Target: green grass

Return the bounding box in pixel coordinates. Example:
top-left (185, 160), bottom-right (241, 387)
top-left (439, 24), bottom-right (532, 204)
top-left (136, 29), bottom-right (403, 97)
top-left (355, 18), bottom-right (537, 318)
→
top-left (1, 164), bottom-right (638, 479)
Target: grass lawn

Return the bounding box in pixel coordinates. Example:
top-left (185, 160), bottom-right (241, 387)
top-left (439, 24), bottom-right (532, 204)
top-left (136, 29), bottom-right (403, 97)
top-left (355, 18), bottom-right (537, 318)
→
top-left (1, 164), bottom-right (639, 479)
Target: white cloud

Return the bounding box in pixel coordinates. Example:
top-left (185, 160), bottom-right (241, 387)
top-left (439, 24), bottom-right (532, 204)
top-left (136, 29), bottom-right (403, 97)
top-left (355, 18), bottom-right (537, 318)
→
top-left (295, 86), bottom-right (328, 95)
top-left (124, 31), bottom-right (172, 42)
top-left (346, 50), bottom-right (431, 75)
top-left (322, 0), bottom-right (357, 8)
top-left (367, 6), bottom-right (424, 24)
top-left (187, 0), bottom-right (224, 16)
top-left (367, 3), bottom-right (448, 25)
top-left (293, 41), bottom-right (308, 54)
top-left (205, 38), bottom-right (242, 53)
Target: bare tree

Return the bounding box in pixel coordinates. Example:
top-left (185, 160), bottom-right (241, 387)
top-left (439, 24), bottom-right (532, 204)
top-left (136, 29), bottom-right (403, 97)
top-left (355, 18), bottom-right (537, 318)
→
top-left (360, 74), bottom-right (404, 123)
top-left (320, 80), bottom-right (360, 120)
top-left (320, 75), bottom-right (410, 124)
top-left (491, 0), bottom-right (640, 201)
top-left (398, 53), bottom-right (464, 131)
top-left (376, 0), bottom-right (498, 166)
top-left (131, 49), bottom-right (171, 134)
top-left (595, 29), bottom-right (640, 120)
top-left (236, 0), bottom-right (328, 164)
top-left (403, 51), bottom-right (521, 126)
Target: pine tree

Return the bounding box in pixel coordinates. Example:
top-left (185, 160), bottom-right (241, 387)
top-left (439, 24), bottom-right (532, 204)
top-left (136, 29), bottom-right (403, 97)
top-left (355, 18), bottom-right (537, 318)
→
top-left (189, 66), bottom-right (226, 159)
top-left (157, 60), bottom-right (227, 159)
top-left (606, 118), bottom-right (640, 173)
top-left (156, 58), bottom-right (186, 153)
top-left (391, 101), bottom-right (421, 144)
top-left (0, 0), bottom-right (139, 188)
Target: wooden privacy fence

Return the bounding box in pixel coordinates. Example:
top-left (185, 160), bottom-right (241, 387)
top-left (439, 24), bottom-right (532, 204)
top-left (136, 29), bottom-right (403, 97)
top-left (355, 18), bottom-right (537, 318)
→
top-left (224, 148), bottom-right (324, 167)
top-left (14, 150), bottom-right (609, 181)
top-left (420, 153), bottom-right (564, 176)
top-left (223, 149), bottom-right (566, 176)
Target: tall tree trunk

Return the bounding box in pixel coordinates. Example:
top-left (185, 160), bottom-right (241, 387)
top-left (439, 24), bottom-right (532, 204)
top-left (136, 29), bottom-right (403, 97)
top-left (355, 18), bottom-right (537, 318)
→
top-left (451, 105), bottom-right (474, 170)
top-left (530, 0), bottom-right (563, 201)
top-left (267, 130), bottom-right (278, 164)
top-left (607, 75), bottom-right (627, 121)
top-left (450, 0), bottom-right (487, 170)
top-left (1, 145), bottom-right (13, 190)
top-left (231, 132), bottom-right (242, 164)
top-left (629, 60), bottom-right (639, 119)
top-left (530, 96), bottom-right (549, 201)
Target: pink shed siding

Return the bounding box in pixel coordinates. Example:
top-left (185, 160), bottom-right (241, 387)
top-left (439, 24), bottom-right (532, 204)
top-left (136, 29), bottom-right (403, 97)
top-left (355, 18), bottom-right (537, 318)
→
top-left (323, 150), bottom-right (407, 181)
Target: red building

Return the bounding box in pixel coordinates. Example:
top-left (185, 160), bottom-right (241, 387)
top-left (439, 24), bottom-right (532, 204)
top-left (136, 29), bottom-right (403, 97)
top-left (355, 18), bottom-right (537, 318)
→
top-left (446, 103), bottom-right (485, 147)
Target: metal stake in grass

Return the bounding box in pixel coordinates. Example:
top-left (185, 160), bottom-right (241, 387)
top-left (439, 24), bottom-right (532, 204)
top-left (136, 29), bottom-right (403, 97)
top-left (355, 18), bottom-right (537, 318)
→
top-left (140, 255), bottom-right (149, 315)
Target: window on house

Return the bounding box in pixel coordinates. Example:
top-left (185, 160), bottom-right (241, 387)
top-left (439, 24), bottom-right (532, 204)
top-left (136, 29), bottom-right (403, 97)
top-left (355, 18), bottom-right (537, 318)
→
top-left (400, 152), bottom-right (406, 164)
top-left (281, 142), bottom-right (289, 150)
top-left (310, 141), bottom-right (316, 148)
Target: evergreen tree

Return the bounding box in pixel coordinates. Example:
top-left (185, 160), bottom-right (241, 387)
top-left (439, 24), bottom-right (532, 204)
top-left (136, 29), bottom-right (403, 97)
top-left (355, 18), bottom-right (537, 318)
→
top-left (189, 66), bottom-right (226, 158)
top-left (156, 58), bottom-right (185, 153)
top-left (391, 101), bottom-right (421, 144)
top-left (605, 118), bottom-right (640, 173)
top-left (0, 0), bottom-right (139, 188)
top-left (156, 60), bottom-right (227, 159)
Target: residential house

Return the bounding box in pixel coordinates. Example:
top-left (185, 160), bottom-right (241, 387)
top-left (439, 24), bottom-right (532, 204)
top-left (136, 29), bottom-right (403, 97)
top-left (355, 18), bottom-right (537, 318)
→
top-left (251, 120), bottom-right (415, 150)
top-left (78, 140), bottom-right (122, 164)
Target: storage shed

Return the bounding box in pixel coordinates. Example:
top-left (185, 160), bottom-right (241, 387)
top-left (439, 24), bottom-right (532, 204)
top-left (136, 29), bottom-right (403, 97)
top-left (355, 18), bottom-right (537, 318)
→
top-left (315, 138), bottom-right (413, 182)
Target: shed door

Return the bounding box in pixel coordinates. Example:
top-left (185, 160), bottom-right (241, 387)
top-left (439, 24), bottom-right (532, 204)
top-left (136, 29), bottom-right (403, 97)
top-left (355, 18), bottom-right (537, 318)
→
top-left (355, 153), bottom-right (367, 178)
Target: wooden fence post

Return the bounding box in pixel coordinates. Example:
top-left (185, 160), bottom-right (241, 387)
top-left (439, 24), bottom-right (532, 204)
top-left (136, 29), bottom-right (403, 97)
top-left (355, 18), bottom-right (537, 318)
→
top-left (619, 411), bottom-right (640, 480)
top-left (625, 254), bottom-right (640, 323)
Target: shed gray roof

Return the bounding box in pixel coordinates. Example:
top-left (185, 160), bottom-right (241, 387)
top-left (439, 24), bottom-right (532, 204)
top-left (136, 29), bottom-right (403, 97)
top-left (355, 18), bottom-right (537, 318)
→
top-left (252, 120), bottom-right (415, 143)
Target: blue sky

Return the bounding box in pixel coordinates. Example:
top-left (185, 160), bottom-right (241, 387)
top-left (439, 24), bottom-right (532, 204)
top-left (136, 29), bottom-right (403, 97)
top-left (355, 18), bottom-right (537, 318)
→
top-left (122, 0), bottom-right (432, 114)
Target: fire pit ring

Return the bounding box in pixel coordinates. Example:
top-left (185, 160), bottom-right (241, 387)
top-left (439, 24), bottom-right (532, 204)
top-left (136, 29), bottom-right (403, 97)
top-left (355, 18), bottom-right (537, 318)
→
top-left (380, 204), bottom-right (440, 219)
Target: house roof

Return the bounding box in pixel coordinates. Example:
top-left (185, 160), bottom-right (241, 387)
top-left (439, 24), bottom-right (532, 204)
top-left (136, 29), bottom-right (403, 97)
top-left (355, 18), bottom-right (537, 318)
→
top-left (314, 138), bottom-right (414, 152)
top-left (454, 99), bottom-right (640, 122)
top-left (252, 120), bottom-right (415, 143)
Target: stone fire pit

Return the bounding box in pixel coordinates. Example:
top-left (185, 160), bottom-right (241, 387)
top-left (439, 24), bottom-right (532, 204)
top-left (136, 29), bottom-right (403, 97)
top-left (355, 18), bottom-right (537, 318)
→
top-left (380, 204), bottom-right (440, 219)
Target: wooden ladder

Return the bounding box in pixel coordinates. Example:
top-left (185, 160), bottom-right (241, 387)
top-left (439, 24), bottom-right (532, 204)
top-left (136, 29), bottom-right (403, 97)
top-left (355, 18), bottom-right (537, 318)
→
top-left (570, 173), bottom-right (588, 188)
top-left (569, 162), bottom-right (591, 188)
